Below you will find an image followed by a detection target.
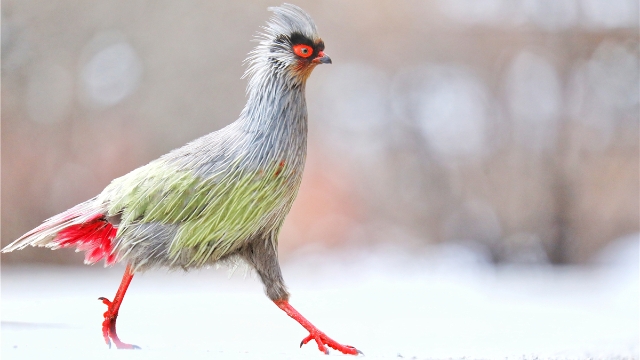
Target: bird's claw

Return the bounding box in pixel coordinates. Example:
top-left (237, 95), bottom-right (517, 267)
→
top-left (98, 297), bottom-right (112, 306)
top-left (299, 330), bottom-right (361, 355)
top-left (300, 334), bottom-right (313, 348)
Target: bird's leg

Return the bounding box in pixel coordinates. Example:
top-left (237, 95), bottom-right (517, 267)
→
top-left (241, 239), bottom-right (359, 355)
top-left (274, 299), bottom-right (361, 355)
top-left (98, 264), bottom-right (139, 349)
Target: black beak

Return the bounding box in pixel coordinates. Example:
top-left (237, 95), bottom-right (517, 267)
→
top-left (313, 53), bottom-right (332, 64)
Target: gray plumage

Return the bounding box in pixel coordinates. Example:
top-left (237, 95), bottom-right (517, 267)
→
top-left (4, 3), bottom-right (328, 302)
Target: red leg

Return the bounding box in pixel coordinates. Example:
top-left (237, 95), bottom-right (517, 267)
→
top-left (274, 300), bottom-right (361, 355)
top-left (98, 264), bottom-right (139, 349)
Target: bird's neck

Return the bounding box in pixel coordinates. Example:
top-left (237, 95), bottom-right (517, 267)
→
top-left (239, 68), bottom-right (308, 145)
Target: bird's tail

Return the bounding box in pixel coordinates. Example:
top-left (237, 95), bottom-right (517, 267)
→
top-left (2, 197), bottom-right (119, 265)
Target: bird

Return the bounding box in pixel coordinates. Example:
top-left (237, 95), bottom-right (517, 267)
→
top-left (2, 4), bottom-right (360, 356)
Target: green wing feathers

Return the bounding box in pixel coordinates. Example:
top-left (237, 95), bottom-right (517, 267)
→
top-left (102, 159), bottom-right (298, 266)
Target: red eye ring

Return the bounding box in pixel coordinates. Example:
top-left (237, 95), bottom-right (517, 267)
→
top-left (293, 44), bottom-right (313, 58)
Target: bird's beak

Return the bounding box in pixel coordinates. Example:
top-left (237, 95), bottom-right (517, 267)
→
top-left (312, 51), bottom-right (332, 64)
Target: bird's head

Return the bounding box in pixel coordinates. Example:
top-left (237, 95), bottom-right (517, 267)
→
top-left (245, 4), bottom-right (331, 85)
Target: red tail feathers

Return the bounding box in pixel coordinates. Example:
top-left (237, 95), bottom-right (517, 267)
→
top-left (55, 214), bottom-right (118, 265)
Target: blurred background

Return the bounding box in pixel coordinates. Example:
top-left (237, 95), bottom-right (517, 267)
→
top-left (2, 0), bottom-right (638, 265)
top-left (2, 1), bottom-right (639, 358)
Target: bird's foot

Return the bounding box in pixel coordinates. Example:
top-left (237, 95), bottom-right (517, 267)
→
top-left (274, 299), bottom-right (361, 356)
top-left (300, 329), bottom-right (362, 355)
top-left (99, 297), bottom-right (140, 349)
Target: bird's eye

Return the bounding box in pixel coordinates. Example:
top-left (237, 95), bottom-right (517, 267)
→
top-left (293, 44), bottom-right (313, 58)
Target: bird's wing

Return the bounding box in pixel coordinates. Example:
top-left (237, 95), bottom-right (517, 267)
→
top-left (103, 153), bottom-right (292, 267)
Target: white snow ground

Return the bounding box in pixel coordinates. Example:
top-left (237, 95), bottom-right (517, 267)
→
top-left (2, 236), bottom-right (638, 360)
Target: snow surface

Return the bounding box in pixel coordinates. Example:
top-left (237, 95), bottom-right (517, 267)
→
top-left (2, 238), bottom-right (638, 360)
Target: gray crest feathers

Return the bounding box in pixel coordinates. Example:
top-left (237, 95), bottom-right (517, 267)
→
top-left (266, 3), bottom-right (318, 41)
